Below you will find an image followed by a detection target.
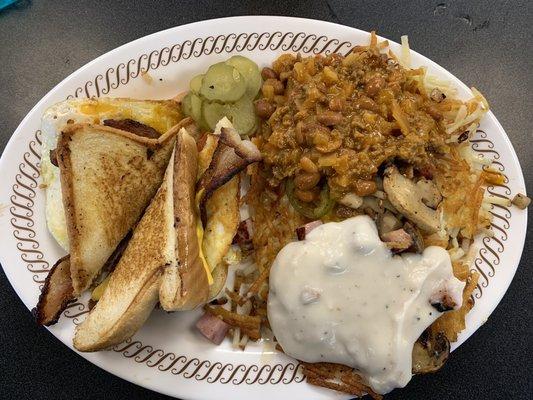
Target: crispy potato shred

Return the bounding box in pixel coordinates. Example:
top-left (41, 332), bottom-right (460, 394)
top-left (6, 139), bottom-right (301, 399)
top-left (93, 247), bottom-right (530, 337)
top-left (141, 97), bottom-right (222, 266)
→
top-left (301, 362), bottom-right (382, 400)
top-left (205, 305), bottom-right (261, 340)
top-left (433, 148), bottom-right (490, 239)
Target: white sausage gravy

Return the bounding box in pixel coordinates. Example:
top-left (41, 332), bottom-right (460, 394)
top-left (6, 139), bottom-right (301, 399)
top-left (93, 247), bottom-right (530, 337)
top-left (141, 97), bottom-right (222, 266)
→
top-left (268, 216), bottom-right (464, 394)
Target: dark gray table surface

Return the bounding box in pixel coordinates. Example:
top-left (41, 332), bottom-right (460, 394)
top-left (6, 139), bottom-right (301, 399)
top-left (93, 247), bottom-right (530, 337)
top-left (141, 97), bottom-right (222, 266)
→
top-left (0, 1), bottom-right (531, 399)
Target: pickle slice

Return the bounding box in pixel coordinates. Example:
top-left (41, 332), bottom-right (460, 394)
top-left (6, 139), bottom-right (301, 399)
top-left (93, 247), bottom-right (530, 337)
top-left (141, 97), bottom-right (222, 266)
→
top-left (200, 63), bottom-right (246, 102)
top-left (181, 93), bottom-right (192, 117)
top-left (202, 96), bottom-right (257, 136)
top-left (225, 56), bottom-right (262, 99)
top-left (190, 93), bottom-right (203, 124)
top-left (181, 92), bottom-right (204, 125)
top-left (190, 74), bottom-right (204, 93)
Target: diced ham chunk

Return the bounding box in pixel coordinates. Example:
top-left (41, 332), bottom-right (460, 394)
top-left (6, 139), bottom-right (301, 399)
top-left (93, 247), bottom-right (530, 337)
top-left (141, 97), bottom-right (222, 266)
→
top-left (296, 220), bottom-right (323, 241)
top-left (196, 312), bottom-right (230, 345)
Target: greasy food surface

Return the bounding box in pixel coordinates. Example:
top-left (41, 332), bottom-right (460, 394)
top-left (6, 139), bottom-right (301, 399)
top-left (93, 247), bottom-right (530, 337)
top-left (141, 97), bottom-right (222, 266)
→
top-left (244, 34), bottom-right (495, 396)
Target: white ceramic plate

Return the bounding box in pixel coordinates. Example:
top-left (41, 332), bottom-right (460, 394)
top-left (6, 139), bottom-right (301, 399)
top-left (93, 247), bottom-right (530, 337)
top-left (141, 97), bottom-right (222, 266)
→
top-left (0, 16), bottom-right (527, 400)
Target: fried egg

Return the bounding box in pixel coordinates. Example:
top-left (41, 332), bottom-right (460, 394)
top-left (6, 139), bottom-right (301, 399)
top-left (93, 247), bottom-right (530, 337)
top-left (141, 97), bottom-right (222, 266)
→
top-left (41, 97), bottom-right (181, 250)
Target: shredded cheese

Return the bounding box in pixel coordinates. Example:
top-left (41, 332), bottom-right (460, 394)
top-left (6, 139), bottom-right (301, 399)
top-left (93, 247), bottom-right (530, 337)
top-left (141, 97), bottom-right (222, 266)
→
top-left (400, 35), bottom-right (411, 68)
top-left (196, 220), bottom-right (214, 285)
top-left (485, 195), bottom-right (512, 207)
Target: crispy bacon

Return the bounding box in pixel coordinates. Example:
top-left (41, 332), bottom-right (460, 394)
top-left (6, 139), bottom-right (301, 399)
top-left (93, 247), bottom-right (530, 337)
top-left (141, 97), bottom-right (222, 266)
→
top-left (103, 118), bottom-right (160, 139)
top-left (197, 126), bottom-right (261, 226)
top-left (33, 256), bottom-right (75, 326)
top-left (33, 231), bottom-right (131, 326)
top-left (49, 149), bottom-right (59, 167)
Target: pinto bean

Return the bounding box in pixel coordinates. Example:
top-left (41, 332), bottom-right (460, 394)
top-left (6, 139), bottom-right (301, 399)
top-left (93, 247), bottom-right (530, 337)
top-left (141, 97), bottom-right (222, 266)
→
top-left (261, 67), bottom-right (278, 80)
top-left (354, 179), bottom-right (377, 196)
top-left (328, 97), bottom-right (345, 112)
top-left (299, 157), bottom-right (319, 173)
top-left (254, 99), bottom-right (276, 119)
top-left (365, 75), bottom-right (386, 97)
top-left (317, 111), bottom-right (343, 126)
top-left (294, 171), bottom-right (321, 190)
top-left (264, 78), bottom-right (285, 95)
top-left (294, 188), bottom-right (317, 203)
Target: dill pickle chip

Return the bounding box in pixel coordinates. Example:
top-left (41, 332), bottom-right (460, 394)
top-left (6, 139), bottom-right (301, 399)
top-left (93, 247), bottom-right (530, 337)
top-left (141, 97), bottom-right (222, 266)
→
top-left (229, 97), bottom-right (257, 135)
top-left (189, 74), bottom-right (204, 93)
top-left (200, 63), bottom-right (247, 102)
top-left (202, 96), bottom-right (258, 136)
top-left (189, 93), bottom-right (203, 123)
top-left (202, 101), bottom-right (226, 132)
top-left (225, 55), bottom-right (262, 99)
top-left (181, 93), bottom-right (193, 117)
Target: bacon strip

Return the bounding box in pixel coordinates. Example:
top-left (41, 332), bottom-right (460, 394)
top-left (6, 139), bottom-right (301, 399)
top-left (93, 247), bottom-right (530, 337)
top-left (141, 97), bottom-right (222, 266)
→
top-left (103, 119), bottom-right (160, 139)
top-left (33, 256), bottom-right (75, 326)
top-left (197, 126), bottom-right (261, 226)
top-left (33, 232), bottom-right (132, 326)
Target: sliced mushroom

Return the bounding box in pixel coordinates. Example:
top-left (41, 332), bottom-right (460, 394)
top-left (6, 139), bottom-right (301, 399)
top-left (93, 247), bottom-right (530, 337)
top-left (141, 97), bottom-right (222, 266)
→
top-left (383, 166), bottom-right (441, 233)
top-left (412, 330), bottom-right (450, 374)
top-left (429, 286), bottom-right (462, 312)
top-left (416, 179), bottom-right (442, 209)
top-left (403, 222), bottom-right (425, 253)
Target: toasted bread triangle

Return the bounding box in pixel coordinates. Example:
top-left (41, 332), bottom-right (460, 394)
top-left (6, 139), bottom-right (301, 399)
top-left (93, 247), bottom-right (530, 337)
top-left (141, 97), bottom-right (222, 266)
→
top-left (73, 149), bottom-right (177, 351)
top-left (159, 128), bottom-right (209, 311)
top-left (57, 123), bottom-right (176, 295)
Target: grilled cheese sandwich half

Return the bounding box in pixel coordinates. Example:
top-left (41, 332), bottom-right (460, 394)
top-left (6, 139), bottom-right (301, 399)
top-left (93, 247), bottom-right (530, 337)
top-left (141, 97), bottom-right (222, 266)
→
top-left (41, 98), bottom-right (181, 250)
top-left (57, 123), bottom-right (176, 295)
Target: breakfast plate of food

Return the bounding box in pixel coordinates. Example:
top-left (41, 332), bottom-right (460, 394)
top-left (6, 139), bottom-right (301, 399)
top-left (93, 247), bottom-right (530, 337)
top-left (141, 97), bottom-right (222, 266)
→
top-left (0, 16), bottom-right (528, 399)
